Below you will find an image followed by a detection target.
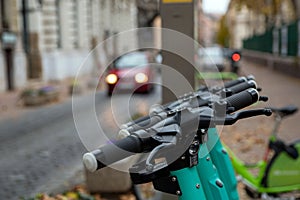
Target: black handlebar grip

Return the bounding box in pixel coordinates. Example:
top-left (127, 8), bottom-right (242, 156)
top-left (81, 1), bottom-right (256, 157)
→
top-left (125, 115), bottom-right (165, 133)
top-left (83, 135), bottom-right (142, 172)
top-left (224, 77), bottom-right (247, 88)
top-left (225, 88), bottom-right (259, 112)
top-left (227, 80), bottom-right (257, 94)
top-left (121, 115), bottom-right (151, 129)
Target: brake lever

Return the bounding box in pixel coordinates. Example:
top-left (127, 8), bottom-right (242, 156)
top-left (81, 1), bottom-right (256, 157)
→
top-left (222, 108), bottom-right (272, 125)
top-left (144, 124), bottom-right (182, 171)
top-left (145, 142), bottom-right (176, 172)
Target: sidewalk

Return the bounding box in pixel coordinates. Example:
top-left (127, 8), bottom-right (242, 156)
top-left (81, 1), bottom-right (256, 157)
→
top-left (0, 90), bottom-right (24, 120)
top-left (0, 75), bottom-right (104, 121)
top-left (242, 49), bottom-right (300, 78)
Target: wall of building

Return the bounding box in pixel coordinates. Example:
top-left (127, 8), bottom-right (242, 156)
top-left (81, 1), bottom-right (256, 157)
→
top-left (0, 54), bottom-right (6, 92)
top-left (13, 50), bottom-right (27, 88)
top-left (99, 0), bottom-right (138, 57)
top-left (0, 0), bottom-right (139, 92)
top-left (41, 50), bottom-right (93, 81)
top-left (198, 13), bottom-right (219, 47)
top-left (39, 0), bottom-right (138, 81)
top-left (0, 0), bottom-right (27, 92)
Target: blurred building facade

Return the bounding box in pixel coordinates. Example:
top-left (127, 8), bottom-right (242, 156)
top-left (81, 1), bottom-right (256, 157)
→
top-left (225, 0), bottom-right (296, 49)
top-left (190, 0), bottom-right (221, 47)
top-left (0, 0), bottom-right (138, 92)
top-left (0, 0), bottom-right (27, 92)
top-left (198, 12), bottom-right (220, 47)
top-left (136, 0), bottom-right (159, 49)
top-left (226, 4), bottom-right (266, 49)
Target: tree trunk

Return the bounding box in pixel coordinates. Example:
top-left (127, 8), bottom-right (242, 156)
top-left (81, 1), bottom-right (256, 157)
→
top-left (291, 0), bottom-right (300, 19)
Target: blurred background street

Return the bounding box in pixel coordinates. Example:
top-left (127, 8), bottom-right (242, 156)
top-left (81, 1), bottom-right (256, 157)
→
top-left (0, 78), bottom-right (162, 199)
top-left (0, 0), bottom-right (300, 199)
top-left (1, 60), bottom-right (300, 199)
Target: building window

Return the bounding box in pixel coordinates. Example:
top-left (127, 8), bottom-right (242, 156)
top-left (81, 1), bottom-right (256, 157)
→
top-left (55, 0), bottom-right (61, 48)
top-left (72, 0), bottom-right (79, 48)
top-left (87, 0), bottom-right (93, 34)
top-left (101, 0), bottom-right (105, 8)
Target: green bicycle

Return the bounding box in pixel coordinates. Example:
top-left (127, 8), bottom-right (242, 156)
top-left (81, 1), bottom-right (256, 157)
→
top-left (223, 105), bottom-right (300, 199)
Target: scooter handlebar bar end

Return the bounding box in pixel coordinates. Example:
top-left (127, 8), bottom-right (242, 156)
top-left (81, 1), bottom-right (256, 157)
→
top-left (83, 152), bottom-right (98, 172)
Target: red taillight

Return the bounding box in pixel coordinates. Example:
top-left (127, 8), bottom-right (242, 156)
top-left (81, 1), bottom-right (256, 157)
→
top-left (232, 53), bottom-right (241, 62)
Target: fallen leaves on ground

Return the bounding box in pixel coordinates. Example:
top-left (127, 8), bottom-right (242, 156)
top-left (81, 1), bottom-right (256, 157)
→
top-left (25, 185), bottom-right (135, 200)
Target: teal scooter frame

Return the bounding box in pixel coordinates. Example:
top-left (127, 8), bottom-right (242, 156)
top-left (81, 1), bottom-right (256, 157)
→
top-left (169, 127), bottom-right (239, 200)
top-left (132, 127), bottom-right (238, 200)
top-left (170, 128), bottom-right (236, 200)
top-left (132, 128), bottom-right (241, 200)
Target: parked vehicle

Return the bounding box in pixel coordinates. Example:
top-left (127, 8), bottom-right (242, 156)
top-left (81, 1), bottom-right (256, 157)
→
top-left (197, 46), bottom-right (226, 72)
top-left (105, 51), bottom-right (155, 95)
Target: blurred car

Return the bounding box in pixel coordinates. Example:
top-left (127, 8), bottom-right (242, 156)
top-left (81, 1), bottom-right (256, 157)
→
top-left (197, 46), bottom-right (225, 71)
top-left (105, 51), bottom-right (155, 95)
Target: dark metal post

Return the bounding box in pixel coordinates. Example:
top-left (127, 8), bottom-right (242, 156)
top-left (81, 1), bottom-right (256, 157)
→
top-left (160, 0), bottom-right (196, 104)
top-left (1, 0), bottom-right (17, 91)
top-left (21, 0), bottom-right (32, 78)
top-left (4, 49), bottom-right (13, 90)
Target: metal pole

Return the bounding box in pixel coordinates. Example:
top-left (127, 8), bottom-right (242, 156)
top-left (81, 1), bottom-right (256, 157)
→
top-left (21, 0), bottom-right (31, 78)
top-left (159, 1), bottom-right (196, 199)
top-left (160, 0), bottom-right (196, 104)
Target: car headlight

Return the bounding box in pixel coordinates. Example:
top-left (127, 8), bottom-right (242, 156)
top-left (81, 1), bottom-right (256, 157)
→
top-left (106, 74), bottom-right (118, 84)
top-left (135, 73), bottom-right (148, 83)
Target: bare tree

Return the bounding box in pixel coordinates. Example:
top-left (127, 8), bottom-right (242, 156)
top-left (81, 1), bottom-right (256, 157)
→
top-left (228, 0), bottom-right (296, 27)
top-left (290, 0), bottom-right (300, 18)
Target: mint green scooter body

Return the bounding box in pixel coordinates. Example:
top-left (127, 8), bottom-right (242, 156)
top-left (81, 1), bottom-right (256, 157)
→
top-left (171, 167), bottom-right (206, 199)
top-left (171, 144), bottom-right (230, 200)
top-left (206, 128), bottom-right (239, 200)
top-left (170, 128), bottom-right (238, 200)
top-left (196, 143), bottom-right (229, 200)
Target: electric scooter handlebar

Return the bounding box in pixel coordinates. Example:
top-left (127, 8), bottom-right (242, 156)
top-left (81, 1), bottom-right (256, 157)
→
top-left (120, 77), bottom-right (257, 132)
top-left (226, 88), bottom-right (259, 112)
top-left (225, 80), bottom-right (257, 95)
top-left (223, 76), bottom-right (253, 88)
top-left (83, 135), bottom-right (143, 172)
top-left (83, 88), bottom-right (263, 172)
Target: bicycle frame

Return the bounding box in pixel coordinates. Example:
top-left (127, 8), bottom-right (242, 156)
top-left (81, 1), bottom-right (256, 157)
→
top-left (222, 111), bottom-right (300, 195)
top-left (223, 142), bottom-right (268, 191)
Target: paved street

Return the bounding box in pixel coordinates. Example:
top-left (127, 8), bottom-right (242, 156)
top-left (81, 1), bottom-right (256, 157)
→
top-left (0, 85), bottom-right (161, 199)
top-left (0, 60), bottom-right (300, 200)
